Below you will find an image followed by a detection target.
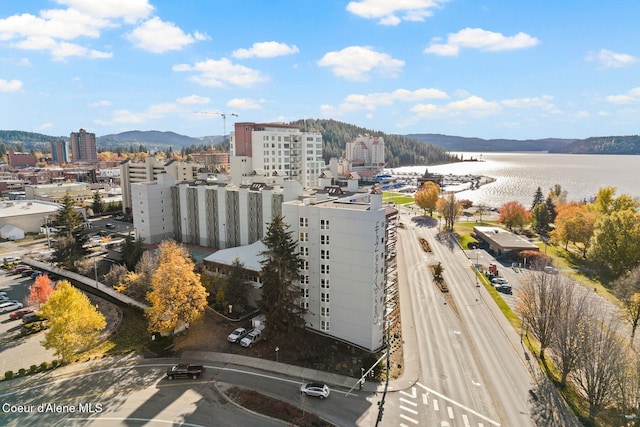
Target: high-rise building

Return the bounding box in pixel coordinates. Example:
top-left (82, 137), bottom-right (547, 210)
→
top-left (50, 139), bottom-right (69, 164)
top-left (229, 122), bottom-right (325, 189)
top-left (70, 129), bottom-right (97, 163)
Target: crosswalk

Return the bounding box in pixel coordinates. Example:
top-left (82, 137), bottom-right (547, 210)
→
top-left (396, 386), bottom-right (496, 427)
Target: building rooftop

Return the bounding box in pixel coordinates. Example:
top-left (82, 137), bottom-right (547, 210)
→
top-left (203, 240), bottom-right (267, 272)
top-left (0, 200), bottom-right (59, 218)
top-left (474, 226), bottom-right (538, 251)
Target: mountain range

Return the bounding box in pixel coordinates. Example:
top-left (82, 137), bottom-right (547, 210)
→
top-left (1, 126), bottom-right (639, 155)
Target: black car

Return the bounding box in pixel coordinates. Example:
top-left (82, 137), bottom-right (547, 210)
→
top-left (166, 364), bottom-right (205, 380)
top-left (105, 223), bottom-right (116, 229)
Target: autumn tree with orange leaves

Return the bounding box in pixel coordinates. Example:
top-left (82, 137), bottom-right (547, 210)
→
top-left (27, 274), bottom-right (55, 308)
top-left (414, 181), bottom-right (440, 216)
top-left (498, 201), bottom-right (530, 231)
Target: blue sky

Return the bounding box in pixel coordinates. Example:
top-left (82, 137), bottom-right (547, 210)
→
top-left (1, 1), bottom-right (639, 140)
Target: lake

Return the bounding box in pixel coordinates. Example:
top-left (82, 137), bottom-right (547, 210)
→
top-left (390, 152), bottom-right (640, 208)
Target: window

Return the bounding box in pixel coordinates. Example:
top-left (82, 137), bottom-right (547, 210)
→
top-left (321, 292), bottom-right (330, 303)
top-left (301, 288), bottom-right (309, 298)
top-left (320, 235), bottom-right (329, 245)
top-left (321, 306), bottom-right (330, 317)
top-left (321, 278), bottom-right (330, 289)
top-left (320, 249), bottom-right (329, 260)
top-left (301, 301), bottom-right (309, 309)
top-left (299, 217), bottom-right (308, 227)
top-left (300, 246), bottom-right (309, 257)
top-left (321, 320), bottom-right (329, 331)
top-left (320, 264), bottom-right (330, 274)
top-left (299, 232), bottom-right (308, 242)
top-left (299, 260), bottom-right (309, 271)
top-left (301, 275), bottom-right (309, 285)
top-left (320, 219), bottom-right (330, 230)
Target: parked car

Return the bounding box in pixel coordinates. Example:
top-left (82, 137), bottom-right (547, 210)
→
top-left (240, 329), bottom-right (263, 348)
top-left (20, 269), bottom-right (35, 277)
top-left (0, 301), bottom-right (24, 314)
top-left (0, 295), bottom-right (10, 301)
top-left (22, 312), bottom-right (46, 324)
top-left (495, 284), bottom-right (512, 294)
top-left (11, 265), bottom-right (31, 274)
top-left (0, 291), bottom-right (6, 298)
top-left (491, 278), bottom-right (509, 285)
top-left (165, 364), bottom-right (205, 380)
top-left (227, 327), bottom-right (249, 343)
top-left (105, 223), bottom-right (116, 229)
top-left (115, 214), bottom-right (125, 220)
top-left (300, 383), bottom-right (330, 399)
top-left (3, 256), bottom-right (21, 263)
top-left (31, 271), bottom-right (44, 279)
top-left (9, 307), bottom-right (35, 320)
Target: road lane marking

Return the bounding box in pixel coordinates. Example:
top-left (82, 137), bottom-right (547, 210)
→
top-left (67, 418), bottom-right (206, 427)
top-left (400, 397), bottom-right (417, 406)
top-left (447, 406), bottom-right (454, 419)
top-left (400, 405), bottom-right (418, 415)
top-left (433, 399), bottom-right (439, 411)
top-left (422, 392), bottom-right (429, 405)
top-left (400, 413), bottom-right (419, 424)
top-left (416, 382), bottom-right (501, 426)
top-left (463, 414), bottom-right (471, 427)
top-left (400, 387), bottom-right (417, 398)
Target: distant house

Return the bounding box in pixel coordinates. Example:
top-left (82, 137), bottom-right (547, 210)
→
top-left (473, 226), bottom-right (538, 256)
top-left (0, 223), bottom-right (25, 241)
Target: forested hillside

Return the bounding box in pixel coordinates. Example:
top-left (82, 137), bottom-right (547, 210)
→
top-left (549, 135), bottom-right (640, 154)
top-left (290, 119), bottom-right (458, 167)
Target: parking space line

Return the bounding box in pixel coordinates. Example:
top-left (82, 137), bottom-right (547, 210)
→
top-left (400, 413), bottom-right (419, 424)
top-left (400, 397), bottom-right (417, 406)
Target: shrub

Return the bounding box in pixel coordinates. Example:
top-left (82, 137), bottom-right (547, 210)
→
top-left (51, 360), bottom-right (59, 369)
top-left (4, 371), bottom-right (13, 380)
top-left (40, 362), bottom-right (48, 371)
top-left (29, 365), bottom-right (38, 374)
top-left (18, 368), bottom-right (26, 376)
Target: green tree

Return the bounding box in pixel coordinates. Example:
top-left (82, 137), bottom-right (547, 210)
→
top-left (594, 186), bottom-right (639, 215)
top-left (226, 257), bottom-right (248, 309)
top-left (414, 181), bottom-right (440, 216)
top-left (551, 202), bottom-right (597, 256)
top-left (40, 280), bottom-right (106, 362)
top-left (531, 203), bottom-right (551, 235)
top-left (146, 241), bottom-right (208, 335)
top-left (531, 186), bottom-right (544, 210)
top-left (92, 190), bottom-right (105, 215)
top-left (588, 209), bottom-right (640, 278)
top-left (54, 192), bottom-right (82, 235)
top-left (258, 215), bottom-right (305, 338)
top-left (50, 234), bottom-right (88, 271)
top-left (121, 234), bottom-right (144, 271)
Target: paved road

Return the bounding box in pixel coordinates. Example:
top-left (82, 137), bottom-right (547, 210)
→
top-left (386, 210), bottom-right (536, 427)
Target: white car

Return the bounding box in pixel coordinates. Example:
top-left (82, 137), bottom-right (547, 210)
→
top-left (491, 278), bottom-right (509, 285)
top-left (0, 301), bottom-right (24, 314)
top-left (240, 329), bottom-right (262, 347)
top-left (300, 383), bottom-right (330, 399)
top-left (227, 327), bottom-right (248, 343)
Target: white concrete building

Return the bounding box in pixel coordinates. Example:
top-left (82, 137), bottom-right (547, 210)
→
top-left (282, 184), bottom-right (398, 351)
top-left (0, 200), bottom-right (60, 235)
top-left (130, 174), bottom-right (176, 244)
top-left (120, 157), bottom-right (203, 214)
top-left (230, 122), bottom-right (325, 189)
top-left (345, 134), bottom-right (385, 169)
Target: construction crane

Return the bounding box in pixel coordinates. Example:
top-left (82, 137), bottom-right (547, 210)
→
top-left (196, 111), bottom-right (238, 146)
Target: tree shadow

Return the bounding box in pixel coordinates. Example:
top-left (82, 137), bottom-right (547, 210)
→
top-left (411, 215), bottom-right (438, 228)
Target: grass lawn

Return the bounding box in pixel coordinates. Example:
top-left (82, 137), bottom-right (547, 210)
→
top-left (382, 192), bottom-right (414, 205)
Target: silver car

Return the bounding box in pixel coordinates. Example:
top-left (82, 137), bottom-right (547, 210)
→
top-left (300, 383), bottom-right (330, 399)
top-left (0, 301), bottom-right (24, 314)
top-left (227, 327), bottom-right (248, 343)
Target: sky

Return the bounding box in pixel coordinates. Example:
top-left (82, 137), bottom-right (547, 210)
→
top-left (1, 0), bottom-right (639, 140)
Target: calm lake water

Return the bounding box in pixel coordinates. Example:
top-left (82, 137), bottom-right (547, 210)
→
top-left (391, 152), bottom-right (640, 208)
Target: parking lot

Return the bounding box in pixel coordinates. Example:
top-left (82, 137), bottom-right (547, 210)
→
top-left (0, 266), bottom-right (57, 373)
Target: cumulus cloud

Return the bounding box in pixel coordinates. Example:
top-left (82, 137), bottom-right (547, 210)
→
top-left (0, 79), bottom-right (22, 92)
top-left (227, 98), bottom-right (265, 109)
top-left (176, 95), bottom-right (210, 105)
top-left (87, 100), bottom-right (112, 107)
top-left (424, 27), bottom-right (539, 56)
top-left (127, 17), bottom-right (208, 53)
top-left (318, 46), bottom-right (404, 81)
top-left (606, 87), bottom-right (640, 104)
top-left (411, 95), bottom-right (501, 117)
top-left (56, 0), bottom-right (154, 23)
top-left (586, 49), bottom-right (637, 68)
top-left (14, 36), bottom-right (112, 61)
top-left (232, 41), bottom-right (299, 59)
top-left (173, 58), bottom-right (269, 88)
top-left (342, 88), bottom-right (448, 110)
top-left (346, 0), bottom-right (446, 26)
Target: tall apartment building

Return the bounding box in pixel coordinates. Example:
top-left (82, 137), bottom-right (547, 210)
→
top-left (281, 185), bottom-right (398, 351)
top-left (345, 134), bottom-right (385, 168)
top-left (229, 122), bottom-right (325, 189)
top-left (120, 157), bottom-right (203, 213)
top-left (70, 129), bottom-right (97, 163)
top-left (190, 151), bottom-right (230, 173)
top-left (50, 139), bottom-right (69, 164)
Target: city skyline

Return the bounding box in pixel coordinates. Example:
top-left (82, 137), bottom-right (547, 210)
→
top-left (1, 1), bottom-right (639, 140)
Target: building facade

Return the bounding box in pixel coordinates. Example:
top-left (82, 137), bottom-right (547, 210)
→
top-left (190, 151), bottom-right (230, 173)
top-left (50, 139), bottom-right (70, 164)
top-left (70, 129), bottom-right (97, 163)
top-left (345, 134), bottom-right (385, 169)
top-left (229, 122), bottom-right (325, 189)
top-left (281, 185), bottom-right (398, 351)
top-left (7, 152), bottom-right (37, 168)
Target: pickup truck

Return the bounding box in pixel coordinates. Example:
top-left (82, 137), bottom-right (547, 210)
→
top-left (166, 364), bottom-right (205, 380)
top-left (240, 328), bottom-right (263, 348)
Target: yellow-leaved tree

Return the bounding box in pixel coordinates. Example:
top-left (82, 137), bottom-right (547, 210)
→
top-left (146, 241), bottom-right (209, 335)
top-left (40, 280), bottom-right (106, 362)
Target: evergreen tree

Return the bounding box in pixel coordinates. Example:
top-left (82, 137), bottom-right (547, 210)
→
top-left (258, 215), bottom-right (305, 338)
top-left (545, 196), bottom-right (557, 223)
top-left (54, 192), bottom-right (82, 235)
top-left (121, 234), bottom-right (144, 271)
top-left (531, 203), bottom-right (551, 235)
top-left (226, 257), bottom-right (248, 309)
top-left (92, 190), bottom-right (105, 215)
top-left (532, 186), bottom-right (544, 210)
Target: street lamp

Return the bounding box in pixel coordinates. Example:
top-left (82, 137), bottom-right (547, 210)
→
top-left (275, 347), bottom-right (279, 363)
top-left (93, 256), bottom-right (98, 289)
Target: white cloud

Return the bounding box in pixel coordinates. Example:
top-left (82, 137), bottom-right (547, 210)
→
top-left (113, 109), bottom-right (143, 124)
top-left (319, 104), bottom-right (342, 118)
top-left (346, 0), bottom-right (446, 26)
top-left (14, 36), bottom-right (112, 61)
top-left (0, 79), bottom-right (22, 92)
top-left (38, 122), bottom-right (54, 130)
top-left (501, 95), bottom-right (553, 108)
top-left (176, 95), bottom-right (210, 105)
top-left (173, 58), bottom-right (268, 88)
top-left (87, 100), bottom-right (112, 107)
top-left (424, 27), bottom-right (539, 56)
top-left (318, 46), bottom-right (404, 81)
top-left (411, 95), bottom-right (501, 117)
top-left (606, 87), bottom-right (640, 104)
top-left (227, 98), bottom-right (264, 109)
top-left (586, 49), bottom-right (637, 68)
top-left (232, 41), bottom-right (299, 59)
top-left (342, 88), bottom-right (448, 110)
top-left (55, 0), bottom-right (154, 23)
top-left (127, 17), bottom-right (207, 53)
